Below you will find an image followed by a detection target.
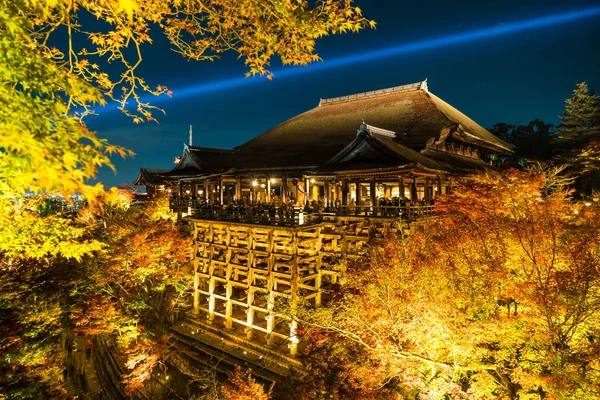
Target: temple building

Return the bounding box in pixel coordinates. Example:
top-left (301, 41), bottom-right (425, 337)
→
top-left (135, 80), bottom-right (512, 360)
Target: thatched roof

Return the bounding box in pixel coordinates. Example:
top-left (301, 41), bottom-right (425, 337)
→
top-left (233, 80), bottom-right (511, 170)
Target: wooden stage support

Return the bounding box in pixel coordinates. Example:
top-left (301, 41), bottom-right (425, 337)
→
top-left (189, 217), bottom-right (395, 356)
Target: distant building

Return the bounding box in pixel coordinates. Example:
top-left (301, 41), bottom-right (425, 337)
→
top-left (135, 81), bottom-right (512, 360)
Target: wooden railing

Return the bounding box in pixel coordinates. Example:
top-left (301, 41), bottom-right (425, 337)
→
top-left (170, 197), bottom-right (435, 226)
top-left (331, 205), bottom-right (435, 219)
top-left (170, 198), bottom-right (322, 226)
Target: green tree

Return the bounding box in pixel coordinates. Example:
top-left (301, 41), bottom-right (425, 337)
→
top-left (489, 119), bottom-right (554, 162)
top-left (553, 82), bottom-right (600, 194)
top-left (555, 83), bottom-right (600, 148)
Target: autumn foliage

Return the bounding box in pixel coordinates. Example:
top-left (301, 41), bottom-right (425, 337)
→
top-left (299, 170), bottom-right (600, 399)
top-left (221, 366), bottom-right (274, 400)
top-left (0, 194), bottom-right (191, 397)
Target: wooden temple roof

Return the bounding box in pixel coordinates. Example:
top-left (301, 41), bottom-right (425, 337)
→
top-left (421, 148), bottom-right (498, 174)
top-left (162, 145), bottom-right (235, 179)
top-left (135, 80), bottom-right (513, 184)
top-left (232, 80), bottom-right (512, 170)
top-left (133, 168), bottom-right (171, 185)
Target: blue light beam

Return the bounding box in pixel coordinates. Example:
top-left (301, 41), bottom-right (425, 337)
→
top-left (99, 6), bottom-right (600, 112)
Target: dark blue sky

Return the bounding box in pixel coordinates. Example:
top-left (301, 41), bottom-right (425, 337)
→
top-left (87, 0), bottom-right (600, 188)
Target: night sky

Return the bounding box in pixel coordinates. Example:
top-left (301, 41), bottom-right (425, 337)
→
top-left (87, 0), bottom-right (600, 188)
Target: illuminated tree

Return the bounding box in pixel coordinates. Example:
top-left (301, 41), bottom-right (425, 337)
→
top-left (73, 192), bottom-right (191, 393)
top-left (298, 170), bottom-right (600, 399)
top-left (1, 0), bottom-right (372, 258)
top-left (553, 82), bottom-right (600, 194)
top-left (0, 194), bottom-right (191, 397)
top-left (221, 366), bottom-right (273, 400)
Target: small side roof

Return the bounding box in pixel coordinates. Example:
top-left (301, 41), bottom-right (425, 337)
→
top-left (325, 122), bottom-right (445, 172)
top-left (164, 145), bottom-right (235, 179)
top-left (133, 168), bottom-right (170, 186)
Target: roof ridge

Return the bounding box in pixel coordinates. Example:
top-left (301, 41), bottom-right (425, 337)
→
top-left (188, 145), bottom-right (235, 153)
top-left (319, 80), bottom-right (428, 106)
top-left (362, 122), bottom-right (396, 137)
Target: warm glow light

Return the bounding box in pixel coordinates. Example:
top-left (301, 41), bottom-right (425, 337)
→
top-left (252, 180), bottom-right (258, 187)
top-left (198, 190), bottom-right (203, 194)
top-left (260, 183), bottom-right (266, 188)
top-left (574, 210), bottom-right (579, 214)
top-left (185, 190), bottom-right (190, 195)
top-left (270, 178), bottom-right (276, 184)
top-left (310, 178), bottom-right (315, 183)
top-left (585, 202), bottom-right (591, 206)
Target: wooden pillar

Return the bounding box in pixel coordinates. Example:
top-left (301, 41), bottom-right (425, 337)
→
top-left (370, 178), bottom-right (376, 207)
top-left (266, 177), bottom-right (271, 203)
top-left (289, 232), bottom-right (299, 356)
top-left (193, 272), bottom-right (200, 315)
top-left (411, 177), bottom-right (417, 200)
top-left (266, 292), bottom-right (275, 346)
top-left (235, 177), bottom-right (241, 201)
top-left (282, 175), bottom-right (287, 203)
top-left (399, 177), bottom-right (405, 199)
top-left (204, 181), bottom-right (209, 202)
top-left (304, 178), bottom-right (310, 205)
top-left (178, 182), bottom-right (183, 196)
top-left (324, 180), bottom-right (330, 207)
top-left (425, 177), bottom-right (431, 202)
top-left (436, 176), bottom-right (442, 197)
top-left (342, 179), bottom-right (348, 206)
top-left (354, 181), bottom-right (361, 206)
top-left (219, 176), bottom-right (224, 205)
top-left (207, 277), bottom-right (215, 324)
top-left (246, 289), bottom-right (254, 339)
top-left (224, 282), bottom-right (233, 329)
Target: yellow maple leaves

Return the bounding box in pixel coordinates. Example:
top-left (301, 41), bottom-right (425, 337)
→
top-left (116, 0), bottom-right (139, 22)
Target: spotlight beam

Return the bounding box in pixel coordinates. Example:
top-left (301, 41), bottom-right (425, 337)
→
top-left (98, 6), bottom-right (600, 112)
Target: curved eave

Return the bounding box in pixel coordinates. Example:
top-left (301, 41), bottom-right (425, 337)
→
top-left (457, 130), bottom-right (515, 153)
top-left (327, 162), bottom-right (446, 177)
